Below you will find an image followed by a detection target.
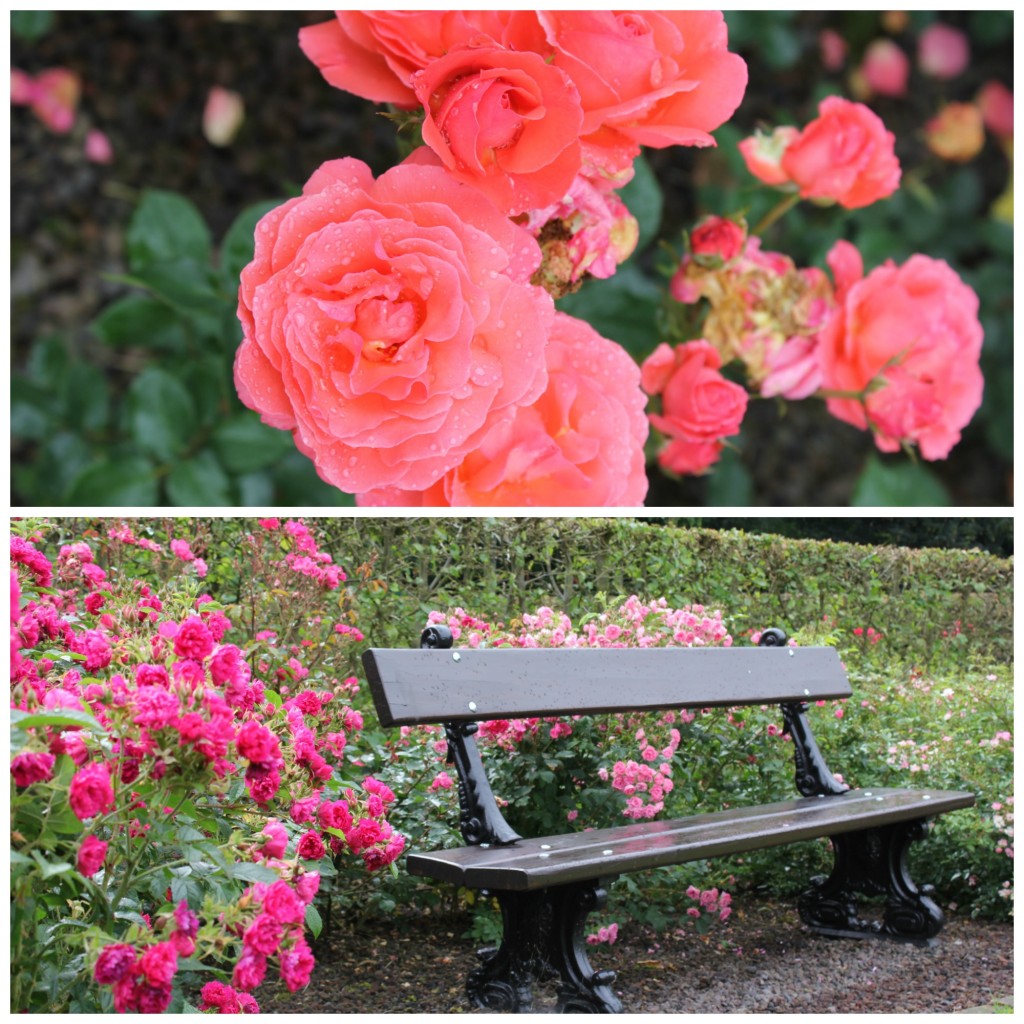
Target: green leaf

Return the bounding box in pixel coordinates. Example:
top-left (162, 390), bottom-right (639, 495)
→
top-left (272, 450), bottom-right (355, 506)
top-left (65, 457), bottom-right (159, 506)
top-left (304, 903), bottom-right (323, 939)
top-left (618, 152), bottom-right (662, 254)
top-left (11, 707), bottom-right (102, 732)
top-left (127, 367), bottom-right (197, 462)
top-left (126, 190), bottom-right (212, 272)
top-left (556, 262), bottom-right (661, 356)
top-left (11, 380), bottom-right (54, 440)
top-left (224, 862), bottom-right (279, 883)
top-left (219, 199), bottom-right (283, 288)
top-left (91, 295), bottom-right (187, 351)
top-left (166, 450), bottom-right (232, 506)
top-left (705, 445), bottom-right (754, 506)
top-left (61, 362), bottom-right (109, 433)
top-left (851, 454), bottom-right (952, 506)
top-left (25, 333), bottom-right (71, 389)
top-left (212, 412), bottom-right (295, 474)
top-left (235, 471), bottom-right (274, 506)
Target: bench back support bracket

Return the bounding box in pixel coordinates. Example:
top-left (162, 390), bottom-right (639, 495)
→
top-left (781, 701), bottom-right (849, 797)
top-left (421, 625), bottom-right (522, 846)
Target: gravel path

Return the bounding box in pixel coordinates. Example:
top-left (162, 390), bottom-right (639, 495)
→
top-left (260, 899), bottom-right (1012, 1014)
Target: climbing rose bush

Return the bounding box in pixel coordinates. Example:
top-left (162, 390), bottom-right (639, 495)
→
top-left (10, 519), bottom-right (404, 1013)
top-left (237, 9), bottom-right (985, 504)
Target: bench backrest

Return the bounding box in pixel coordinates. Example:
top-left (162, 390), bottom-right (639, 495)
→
top-left (363, 644), bottom-right (851, 728)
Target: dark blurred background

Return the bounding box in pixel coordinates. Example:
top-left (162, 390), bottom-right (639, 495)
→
top-left (10, 11), bottom-right (1013, 507)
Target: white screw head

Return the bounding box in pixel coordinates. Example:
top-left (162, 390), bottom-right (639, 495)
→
top-left (452, 652), bottom-right (461, 662)
top-left (468, 701), bottom-right (477, 712)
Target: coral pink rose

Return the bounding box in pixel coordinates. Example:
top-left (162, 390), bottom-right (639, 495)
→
top-left (506, 11), bottom-right (746, 173)
top-left (689, 216), bottom-right (746, 262)
top-left (657, 437), bottom-right (724, 476)
top-left (412, 44), bottom-right (584, 215)
top-left (358, 313), bottom-right (649, 507)
top-left (780, 97), bottom-right (901, 209)
top-left (235, 156), bottom-right (553, 494)
top-left (738, 126), bottom-right (800, 186)
top-left (643, 340), bottom-right (748, 444)
top-left (819, 241), bottom-right (984, 460)
top-left (298, 12), bottom-right (508, 107)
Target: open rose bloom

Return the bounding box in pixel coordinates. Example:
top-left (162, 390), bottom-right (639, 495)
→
top-left (235, 156), bottom-right (553, 494)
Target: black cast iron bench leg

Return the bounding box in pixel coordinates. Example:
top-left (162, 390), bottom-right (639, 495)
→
top-left (798, 818), bottom-right (944, 946)
top-left (467, 880), bottom-right (623, 1013)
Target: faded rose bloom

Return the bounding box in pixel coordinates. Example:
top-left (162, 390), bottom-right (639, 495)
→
top-left (643, 340), bottom-right (748, 445)
top-left (819, 240), bottom-right (984, 460)
top-left (77, 834), bottom-right (109, 877)
top-left (412, 44), bottom-right (584, 215)
top-left (780, 97), bottom-right (900, 209)
top-left (235, 156), bottom-right (553, 495)
top-left (357, 313), bottom-right (649, 507)
top-left (819, 29), bottom-right (847, 72)
top-left (202, 86), bottom-right (244, 146)
top-left (11, 67), bottom-right (80, 133)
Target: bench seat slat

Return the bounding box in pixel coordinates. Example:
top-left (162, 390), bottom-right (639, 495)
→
top-left (407, 788), bottom-right (975, 892)
top-left (364, 646), bottom-right (851, 727)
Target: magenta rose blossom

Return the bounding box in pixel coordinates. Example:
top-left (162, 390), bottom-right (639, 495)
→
top-left (94, 944), bottom-right (137, 985)
top-left (296, 830), bottom-right (327, 861)
top-left (235, 156), bottom-right (553, 494)
top-left (69, 761), bottom-right (115, 820)
top-left (10, 750), bottom-right (56, 787)
top-left (77, 834), bottom-right (109, 877)
top-left (172, 615), bottom-right (215, 662)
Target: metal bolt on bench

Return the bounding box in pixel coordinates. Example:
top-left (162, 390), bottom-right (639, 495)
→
top-left (363, 626), bottom-right (975, 1014)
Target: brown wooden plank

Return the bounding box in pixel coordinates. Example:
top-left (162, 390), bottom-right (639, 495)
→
top-left (363, 645), bottom-right (851, 727)
top-left (406, 788), bottom-right (975, 891)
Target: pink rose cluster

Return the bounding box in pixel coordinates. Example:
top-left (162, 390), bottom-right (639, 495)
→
top-left (235, 11), bottom-right (751, 505)
top-left (661, 213), bottom-right (984, 462)
top-left (10, 524), bottom-right (404, 1007)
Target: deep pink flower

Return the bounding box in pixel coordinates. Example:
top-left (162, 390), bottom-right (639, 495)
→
top-left (244, 764), bottom-right (281, 805)
top-left (279, 938), bottom-right (316, 992)
top-left (69, 762), bottom-right (115, 820)
top-left (295, 871), bottom-right (321, 905)
top-left (243, 913), bottom-right (284, 956)
top-left (262, 881), bottom-right (306, 925)
top-left (173, 615), bottom-right (215, 661)
top-left (317, 799), bottom-right (353, 832)
top-left (236, 720), bottom-right (281, 765)
top-left (860, 39), bottom-right (910, 97)
top-left (138, 941), bottom-right (178, 987)
top-left (10, 750), bottom-right (56, 787)
top-left (209, 644), bottom-right (247, 689)
top-left (200, 981), bottom-right (241, 1013)
top-left (135, 663), bottom-right (170, 688)
top-left (77, 834), bottom-right (108, 877)
top-left (94, 944), bottom-right (136, 985)
top-left (918, 23), bottom-right (970, 80)
top-left (259, 819), bottom-right (289, 859)
top-left (296, 830), bottom-right (326, 861)
top-left (232, 950), bottom-right (267, 992)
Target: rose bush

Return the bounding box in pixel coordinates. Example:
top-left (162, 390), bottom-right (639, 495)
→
top-left (10, 518), bottom-right (404, 1012)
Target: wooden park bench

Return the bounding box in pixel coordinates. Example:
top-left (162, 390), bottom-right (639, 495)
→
top-left (363, 626), bottom-right (975, 1014)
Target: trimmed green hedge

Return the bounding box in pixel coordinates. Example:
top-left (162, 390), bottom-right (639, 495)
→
top-left (327, 518), bottom-right (1011, 673)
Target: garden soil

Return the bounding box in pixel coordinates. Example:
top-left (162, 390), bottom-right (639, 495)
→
top-left (259, 900), bottom-right (1012, 1014)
